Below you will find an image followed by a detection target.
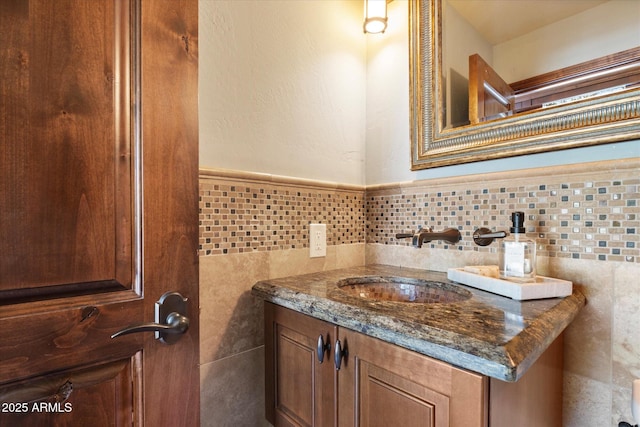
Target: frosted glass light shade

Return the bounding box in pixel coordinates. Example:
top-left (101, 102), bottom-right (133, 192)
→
top-left (363, 0), bottom-right (388, 34)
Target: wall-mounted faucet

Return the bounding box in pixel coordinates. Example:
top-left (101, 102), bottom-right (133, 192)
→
top-left (395, 227), bottom-right (461, 248)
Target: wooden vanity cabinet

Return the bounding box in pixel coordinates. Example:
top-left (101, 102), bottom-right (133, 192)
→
top-left (265, 302), bottom-right (338, 426)
top-left (337, 327), bottom-right (488, 427)
top-left (264, 302), bottom-right (562, 427)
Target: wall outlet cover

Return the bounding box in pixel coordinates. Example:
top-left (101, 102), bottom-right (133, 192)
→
top-left (309, 223), bottom-right (327, 258)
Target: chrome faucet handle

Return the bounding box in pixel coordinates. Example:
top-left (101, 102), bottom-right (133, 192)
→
top-left (473, 227), bottom-right (507, 246)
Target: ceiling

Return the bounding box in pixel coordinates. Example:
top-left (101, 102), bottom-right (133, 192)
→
top-left (447, 0), bottom-right (610, 45)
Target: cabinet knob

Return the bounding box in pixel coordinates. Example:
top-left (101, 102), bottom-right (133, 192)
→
top-left (317, 335), bottom-right (330, 363)
top-left (334, 339), bottom-right (347, 370)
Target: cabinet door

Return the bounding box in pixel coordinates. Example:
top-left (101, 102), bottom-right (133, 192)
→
top-left (265, 303), bottom-right (338, 427)
top-left (338, 328), bottom-right (488, 427)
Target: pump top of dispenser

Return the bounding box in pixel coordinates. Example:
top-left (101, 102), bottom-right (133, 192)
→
top-left (510, 212), bottom-right (526, 234)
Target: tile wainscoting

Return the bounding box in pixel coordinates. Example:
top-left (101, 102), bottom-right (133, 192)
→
top-left (198, 169), bottom-right (366, 427)
top-left (199, 158), bottom-right (639, 426)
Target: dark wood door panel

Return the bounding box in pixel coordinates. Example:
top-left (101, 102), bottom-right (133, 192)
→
top-left (0, 296), bottom-right (143, 384)
top-left (0, 355), bottom-right (140, 427)
top-left (0, 0), bottom-right (133, 298)
top-left (0, 0), bottom-right (199, 424)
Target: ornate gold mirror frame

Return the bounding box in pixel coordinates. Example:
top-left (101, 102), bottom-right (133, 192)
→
top-left (409, 0), bottom-right (640, 170)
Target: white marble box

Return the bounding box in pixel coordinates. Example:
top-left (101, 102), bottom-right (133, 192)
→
top-left (447, 267), bottom-right (573, 300)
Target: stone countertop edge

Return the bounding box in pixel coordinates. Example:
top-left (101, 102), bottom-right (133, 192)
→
top-left (251, 264), bottom-right (586, 382)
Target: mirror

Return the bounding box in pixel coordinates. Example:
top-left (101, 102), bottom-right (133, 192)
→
top-left (409, 0), bottom-right (640, 170)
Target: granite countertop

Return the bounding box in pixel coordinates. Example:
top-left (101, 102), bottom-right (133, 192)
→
top-left (251, 264), bottom-right (585, 382)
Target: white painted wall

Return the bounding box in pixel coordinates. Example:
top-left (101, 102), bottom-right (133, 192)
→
top-left (199, 0), bottom-right (367, 185)
top-left (200, 0), bottom-right (639, 187)
top-left (493, 0), bottom-right (640, 83)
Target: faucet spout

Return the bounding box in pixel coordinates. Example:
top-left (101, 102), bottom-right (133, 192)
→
top-left (396, 227), bottom-right (461, 248)
top-left (414, 227), bottom-right (461, 248)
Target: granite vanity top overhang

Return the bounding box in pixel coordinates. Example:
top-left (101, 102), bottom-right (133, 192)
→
top-left (251, 264), bottom-right (586, 382)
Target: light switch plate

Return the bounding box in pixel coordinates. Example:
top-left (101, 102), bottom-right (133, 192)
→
top-left (309, 223), bottom-right (326, 258)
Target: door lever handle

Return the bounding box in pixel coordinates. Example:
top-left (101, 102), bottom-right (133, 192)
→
top-left (111, 312), bottom-right (189, 338)
top-left (111, 291), bottom-right (190, 344)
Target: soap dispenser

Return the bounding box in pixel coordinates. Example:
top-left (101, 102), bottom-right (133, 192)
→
top-left (499, 212), bottom-right (536, 281)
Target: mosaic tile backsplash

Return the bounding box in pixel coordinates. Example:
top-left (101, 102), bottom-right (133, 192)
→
top-left (199, 173), bottom-right (365, 255)
top-left (200, 160), bottom-right (639, 263)
top-left (367, 174), bottom-right (639, 263)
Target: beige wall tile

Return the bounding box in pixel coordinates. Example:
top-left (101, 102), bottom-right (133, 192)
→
top-left (200, 252), bottom-right (269, 365)
top-left (335, 243), bottom-right (366, 269)
top-left (551, 258), bottom-right (613, 383)
top-left (268, 246), bottom-right (336, 279)
top-left (563, 372), bottom-right (611, 427)
top-left (613, 383), bottom-right (638, 426)
top-left (612, 262), bottom-right (640, 387)
top-left (365, 242), bottom-right (403, 266)
top-left (367, 243), bottom-right (503, 272)
top-left (267, 243), bottom-right (366, 279)
top-left (200, 347), bottom-right (270, 427)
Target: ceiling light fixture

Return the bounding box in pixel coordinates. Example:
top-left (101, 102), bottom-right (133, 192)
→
top-left (363, 0), bottom-right (388, 34)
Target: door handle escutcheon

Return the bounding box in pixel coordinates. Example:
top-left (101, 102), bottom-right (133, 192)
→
top-left (111, 291), bottom-right (190, 345)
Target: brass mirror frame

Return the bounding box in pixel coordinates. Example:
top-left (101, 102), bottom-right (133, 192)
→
top-left (409, 0), bottom-right (640, 170)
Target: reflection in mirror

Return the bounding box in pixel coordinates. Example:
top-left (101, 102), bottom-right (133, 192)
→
top-left (442, 0), bottom-right (640, 130)
top-left (409, 0), bottom-right (640, 170)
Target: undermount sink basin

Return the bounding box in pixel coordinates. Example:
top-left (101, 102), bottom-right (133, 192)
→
top-left (337, 276), bottom-right (472, 304)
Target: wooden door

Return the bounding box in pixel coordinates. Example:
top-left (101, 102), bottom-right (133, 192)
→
top-left (468, 53), bottom-right (515, 124)
top-left (338, 328), bottom-right (488, 427)
top-left (264, 303), bottom-right (337, 427)
top-left (0, 0), bottom-right (199, 425)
